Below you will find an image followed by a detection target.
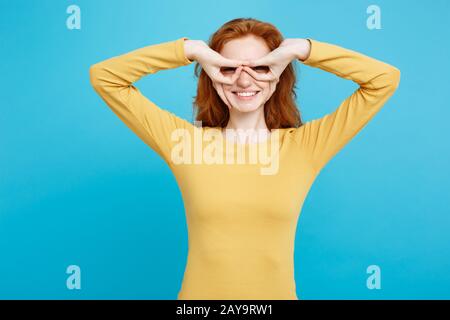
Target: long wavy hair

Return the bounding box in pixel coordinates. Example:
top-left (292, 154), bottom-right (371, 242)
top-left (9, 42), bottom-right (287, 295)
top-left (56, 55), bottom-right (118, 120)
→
top-left (193, 17), bottom-right (303, 130)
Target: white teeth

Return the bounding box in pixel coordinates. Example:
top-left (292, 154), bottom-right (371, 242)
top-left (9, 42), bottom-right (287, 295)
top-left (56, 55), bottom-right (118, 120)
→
top-left (236, 91), bottom-right (257, 97)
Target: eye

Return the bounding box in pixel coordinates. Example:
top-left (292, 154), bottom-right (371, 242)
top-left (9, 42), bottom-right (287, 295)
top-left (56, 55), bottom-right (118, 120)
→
top-left (220, 67), bottom-right (236, 75)
top-left (252, 66), bottom-right (270, 73)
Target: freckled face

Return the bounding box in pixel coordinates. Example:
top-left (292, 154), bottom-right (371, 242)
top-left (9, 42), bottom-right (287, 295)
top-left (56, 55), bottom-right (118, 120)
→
top-left (219, 35), bottom-right (275, 113)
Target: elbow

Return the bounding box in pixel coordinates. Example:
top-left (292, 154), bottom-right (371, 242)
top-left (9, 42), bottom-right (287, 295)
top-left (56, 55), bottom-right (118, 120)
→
top-left (385, 67), bottom-right (401, 92)
top-left (89, 62), bottom-right (124, 94)
top-left (370, 66), bottom-right (401, 93)
top-left (89, 64), bottom-right (104, 91)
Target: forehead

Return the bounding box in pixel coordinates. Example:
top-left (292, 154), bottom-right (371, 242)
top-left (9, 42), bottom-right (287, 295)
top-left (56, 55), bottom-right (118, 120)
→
top-left (219, 35), bottom-right (270, 60)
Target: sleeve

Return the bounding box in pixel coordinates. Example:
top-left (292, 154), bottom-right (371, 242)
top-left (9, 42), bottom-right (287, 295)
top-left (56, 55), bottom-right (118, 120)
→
top-left (89, 37), bottom-right (194, 164)
top-left (292, 38), bottom-right (401, 173)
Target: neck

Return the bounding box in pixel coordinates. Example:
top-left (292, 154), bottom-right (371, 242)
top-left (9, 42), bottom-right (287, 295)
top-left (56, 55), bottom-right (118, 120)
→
top-left (222, 108), bottom-right (271, 143)
top-left (225, 106), bottom-right (268, 130)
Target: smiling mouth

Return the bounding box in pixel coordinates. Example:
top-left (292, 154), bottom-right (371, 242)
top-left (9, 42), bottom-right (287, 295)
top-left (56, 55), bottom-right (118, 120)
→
top-left (232, 91), bottom-right (261, 100)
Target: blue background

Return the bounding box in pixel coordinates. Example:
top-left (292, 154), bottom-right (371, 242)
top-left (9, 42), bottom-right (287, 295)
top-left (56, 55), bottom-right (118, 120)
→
top-left (1, 0), bottom-right (449, 299)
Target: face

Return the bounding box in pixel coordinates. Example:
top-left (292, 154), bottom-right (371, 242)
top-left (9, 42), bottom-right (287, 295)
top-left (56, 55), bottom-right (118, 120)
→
top-left (218, 35), bottom-right (276, 113)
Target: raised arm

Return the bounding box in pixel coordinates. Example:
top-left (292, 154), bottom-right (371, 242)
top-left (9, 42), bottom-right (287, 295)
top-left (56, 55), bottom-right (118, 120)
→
top-left (293, 38), bottom-right (401, 173)
top-left (89, 37), bottom-right (194, 164)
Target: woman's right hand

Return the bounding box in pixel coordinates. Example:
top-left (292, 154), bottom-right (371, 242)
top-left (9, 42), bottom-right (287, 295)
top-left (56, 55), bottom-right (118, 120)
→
top-left (184, 39), bottom-right (248, 85)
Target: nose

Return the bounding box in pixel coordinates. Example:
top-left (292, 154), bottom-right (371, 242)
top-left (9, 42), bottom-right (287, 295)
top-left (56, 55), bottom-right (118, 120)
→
top-left (236, 69), bottom-right (254, 87)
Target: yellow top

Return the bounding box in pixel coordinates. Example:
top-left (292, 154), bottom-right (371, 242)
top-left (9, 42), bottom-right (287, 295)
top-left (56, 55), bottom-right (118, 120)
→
top-left (89, 37), bottom-right (400, 300)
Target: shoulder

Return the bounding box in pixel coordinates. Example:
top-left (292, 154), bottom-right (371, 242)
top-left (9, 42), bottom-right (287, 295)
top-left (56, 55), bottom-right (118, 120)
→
top-left (281, 122), bottom-right (315, 145)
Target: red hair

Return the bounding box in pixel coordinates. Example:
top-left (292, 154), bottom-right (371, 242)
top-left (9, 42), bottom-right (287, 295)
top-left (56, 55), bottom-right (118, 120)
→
top-left (193, 17), bottom-right (303, 130)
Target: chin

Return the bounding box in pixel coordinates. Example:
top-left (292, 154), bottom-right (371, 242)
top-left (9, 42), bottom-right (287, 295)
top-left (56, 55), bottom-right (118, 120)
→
top-left (226, 92), bottom-right (267, 113)
top-left (232, 103), bottom-right (263, 113)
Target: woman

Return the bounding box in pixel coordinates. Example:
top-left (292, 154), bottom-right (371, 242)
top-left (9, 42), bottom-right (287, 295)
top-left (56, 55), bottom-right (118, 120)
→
top-left (89, 18), bottom-right (400, 300)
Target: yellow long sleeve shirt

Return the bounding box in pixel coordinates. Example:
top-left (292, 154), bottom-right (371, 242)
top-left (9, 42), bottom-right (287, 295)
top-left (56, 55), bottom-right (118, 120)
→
top-left (89, 37), bottom-right (400, 300)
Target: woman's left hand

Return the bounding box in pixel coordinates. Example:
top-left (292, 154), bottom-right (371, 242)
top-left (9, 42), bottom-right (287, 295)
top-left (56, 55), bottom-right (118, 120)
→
top-left (242, 38), bottom-right (311, 82)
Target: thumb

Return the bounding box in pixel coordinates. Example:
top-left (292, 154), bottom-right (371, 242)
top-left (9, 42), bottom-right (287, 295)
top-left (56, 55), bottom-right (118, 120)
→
top-left (245, 57), bottom-right (267, 67)
top-left (222, 58), bottom-right (246, 68)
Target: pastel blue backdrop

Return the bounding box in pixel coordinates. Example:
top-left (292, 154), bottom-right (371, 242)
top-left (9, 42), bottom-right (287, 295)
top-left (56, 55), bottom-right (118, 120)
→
top-left (1, 0), bottom-right (449, 299)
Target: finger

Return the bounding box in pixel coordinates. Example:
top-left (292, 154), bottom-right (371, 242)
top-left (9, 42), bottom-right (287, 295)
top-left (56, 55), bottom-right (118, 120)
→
top-left (242, 66), bottom-right (263, 80)
top-left (230, 66), bottom-right (243, 83)
top-left (222, 83), bottom-right (235, 110)
top-left (213, 81), bottom-right (232, 110)
top-left (269, 79), bottom-right (277, 96)
top-left (220, 58), bottom-right (247, 68)
top-left (262, 80), bottom-right (277, 105)
top-left (242, 66), bottom-right (277, 82)
top-left (266, 81), bottom-right (273, 103)
top-left (245, 57), bottom-right (268, 67)
top-left (215, 65), bottom-right (243, 85)
top-left (214, 71), bottom-right (236, 85)
top-left (249, 53), bottom-right (277, 68)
